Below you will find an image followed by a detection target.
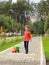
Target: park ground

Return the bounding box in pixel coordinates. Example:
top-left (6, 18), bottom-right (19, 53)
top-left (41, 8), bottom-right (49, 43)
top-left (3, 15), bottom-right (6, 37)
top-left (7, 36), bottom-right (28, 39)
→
top-left (0, 37), bottom-right (45, 65)
top-left (0, 36), bottom-right (49, 65)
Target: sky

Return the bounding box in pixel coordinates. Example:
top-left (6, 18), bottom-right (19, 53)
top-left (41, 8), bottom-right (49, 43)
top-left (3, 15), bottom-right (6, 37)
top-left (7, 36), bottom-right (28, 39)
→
top-left (12, 0), bottom-right (41, 3)
top-left (0, 0), bottom-right (41, 3)
top-left (32, 0), bottom-right (41, 3)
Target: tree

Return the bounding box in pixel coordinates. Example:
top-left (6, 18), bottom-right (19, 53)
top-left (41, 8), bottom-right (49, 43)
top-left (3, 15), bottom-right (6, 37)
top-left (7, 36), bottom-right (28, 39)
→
top-left (37, 0), bottom-right (49, 34)
top-left (0, 14), bottom-right (21, 32)
top-left (12, 0), bottom-right (33, 23)
top-left (0, 1), bottom-right (5, 14)
top-left (44, 15), bottom-right (49, 33)
top-left (0, 0), bottom-right (33, 34)
top-left (46, 29), bottom-right (49, 34)
top-left (0, 0), bottom-right (33, 23)
top-left (28, 20), bottom-right (44, 34)
top-left (37, 0), bottom-right (49, 15)
top-left (3, 0), bottom-right (12, 15)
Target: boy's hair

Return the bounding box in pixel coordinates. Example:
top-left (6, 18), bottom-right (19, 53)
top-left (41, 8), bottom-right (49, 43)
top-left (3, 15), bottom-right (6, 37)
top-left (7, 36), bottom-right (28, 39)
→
top-left (25, 25), bottom-right (30, 29)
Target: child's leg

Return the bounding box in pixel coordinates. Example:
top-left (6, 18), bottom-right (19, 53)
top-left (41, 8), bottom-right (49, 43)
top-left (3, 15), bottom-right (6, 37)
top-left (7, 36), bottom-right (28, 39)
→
top-left (26, 41), bottom-right (29, 53)
top-left (24, 41), bottom-right (26, 51)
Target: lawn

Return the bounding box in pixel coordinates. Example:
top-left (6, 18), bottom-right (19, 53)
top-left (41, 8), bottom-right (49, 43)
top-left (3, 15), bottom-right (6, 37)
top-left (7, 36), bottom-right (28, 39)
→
top-left (0, 37), bottom-right (23, 52)
top-left (42, 37), bottom-right (49, 60)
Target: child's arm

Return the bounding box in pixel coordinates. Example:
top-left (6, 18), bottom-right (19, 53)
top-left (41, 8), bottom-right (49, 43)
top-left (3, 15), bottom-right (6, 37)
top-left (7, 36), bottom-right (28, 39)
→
top-left (30, 35), bottom-right (32, 43)
top-left (29, 32), bottom-right (32, 42)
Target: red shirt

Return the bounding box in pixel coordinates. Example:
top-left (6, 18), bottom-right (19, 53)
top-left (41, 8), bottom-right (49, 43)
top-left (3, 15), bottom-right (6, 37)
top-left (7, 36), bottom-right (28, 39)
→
top-left (24, 31), bottom-right (31, 41)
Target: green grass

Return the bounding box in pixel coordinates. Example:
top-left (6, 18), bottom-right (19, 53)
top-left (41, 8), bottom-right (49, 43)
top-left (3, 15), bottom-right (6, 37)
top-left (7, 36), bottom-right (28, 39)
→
top-left (0, 39), bottom-right (23, 52)
top-left (42, 37), bottom-right (49, 60)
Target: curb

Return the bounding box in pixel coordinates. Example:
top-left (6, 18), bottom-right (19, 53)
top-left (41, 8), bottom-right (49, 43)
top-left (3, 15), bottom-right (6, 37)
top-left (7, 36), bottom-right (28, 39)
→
top-left (40, 36), bottom-right (46, 65)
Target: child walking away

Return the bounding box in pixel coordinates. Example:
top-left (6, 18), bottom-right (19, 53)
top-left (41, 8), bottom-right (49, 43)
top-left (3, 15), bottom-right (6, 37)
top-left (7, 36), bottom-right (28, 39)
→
top-left (24, 25), bottom-right (32, 54)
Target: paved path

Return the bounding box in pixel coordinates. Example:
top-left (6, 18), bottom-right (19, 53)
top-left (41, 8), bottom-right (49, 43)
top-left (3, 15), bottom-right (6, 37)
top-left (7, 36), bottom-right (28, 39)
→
top-left (0, 37), bottom-right (46, 65)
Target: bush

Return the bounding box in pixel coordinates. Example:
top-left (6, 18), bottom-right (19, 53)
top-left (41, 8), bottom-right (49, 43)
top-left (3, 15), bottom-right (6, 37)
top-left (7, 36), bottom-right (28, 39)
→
top-left (0, 15), bottom-right (21, 32)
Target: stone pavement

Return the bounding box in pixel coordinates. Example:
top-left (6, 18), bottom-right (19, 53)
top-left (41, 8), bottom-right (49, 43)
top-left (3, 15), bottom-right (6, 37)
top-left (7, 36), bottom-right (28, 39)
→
top-left (0, 37), bottom-right (46, 65)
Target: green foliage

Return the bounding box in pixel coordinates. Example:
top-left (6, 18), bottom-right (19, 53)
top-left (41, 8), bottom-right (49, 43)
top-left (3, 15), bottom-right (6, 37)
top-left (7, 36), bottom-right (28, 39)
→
top-left (11, 0), bottom-right (33, 23)
top-left (3, 0), bottom-right (12, 15)
top-left (15, 23), bottom-right (21, 32)
top-left (0, 0), bottom-right (33, 23)
top-left (0, 14), bottom-right (21, 32)
top-left (44, 15), bottom-right (49, 33)
top-left (0, 15), bottom-right (5, 26)
top-left (28, 21), bottom-right (44, 34)
top-left (0, 0), bottom-right (33, 34)
top-left (38, 0), bottom-right (49, 15)
top-left (46, 29), bottom-right (49, 34)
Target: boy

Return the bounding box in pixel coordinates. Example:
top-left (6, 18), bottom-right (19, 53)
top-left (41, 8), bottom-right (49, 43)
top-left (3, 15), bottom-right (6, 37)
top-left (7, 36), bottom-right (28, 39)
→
top-left (24, 25), bottom-right (32, 54)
